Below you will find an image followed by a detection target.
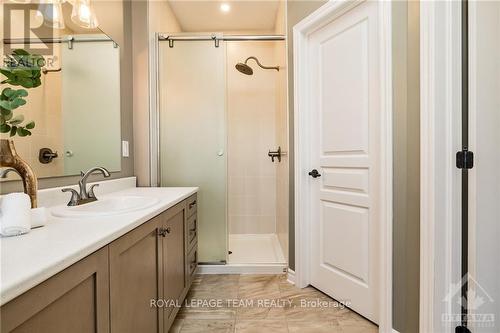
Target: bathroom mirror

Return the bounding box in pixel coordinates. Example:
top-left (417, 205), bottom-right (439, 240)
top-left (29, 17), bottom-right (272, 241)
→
top-left (1, 3), bottom-right (122, 181)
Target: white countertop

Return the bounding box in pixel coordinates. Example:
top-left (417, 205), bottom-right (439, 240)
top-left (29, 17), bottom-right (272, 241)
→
top-left (0, 184), bottom-right (198, 306)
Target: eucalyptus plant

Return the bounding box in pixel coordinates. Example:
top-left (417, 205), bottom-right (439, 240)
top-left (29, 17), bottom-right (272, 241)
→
top-left (0, 49), bottom-right (45, 137)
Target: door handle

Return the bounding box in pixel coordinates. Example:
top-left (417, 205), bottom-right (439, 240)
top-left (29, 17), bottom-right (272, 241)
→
top-left (308, 169), bottom-right (321, 178)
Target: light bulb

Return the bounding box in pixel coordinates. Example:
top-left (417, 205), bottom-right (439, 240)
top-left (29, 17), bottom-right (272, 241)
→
top-left (220, 3), bottom-right (230, 13)
top-left (71, 0), bottom-right (99, 29)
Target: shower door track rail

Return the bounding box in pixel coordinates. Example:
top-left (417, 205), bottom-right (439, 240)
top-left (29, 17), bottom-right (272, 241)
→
top-left (3, 36), bottom-right (118, 49)
top-left (158, 34), bottom-right (286, 48)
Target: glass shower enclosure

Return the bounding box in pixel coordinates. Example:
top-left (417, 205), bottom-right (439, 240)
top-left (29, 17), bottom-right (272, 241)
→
top-left (159, 39), bottom-right (228, 264)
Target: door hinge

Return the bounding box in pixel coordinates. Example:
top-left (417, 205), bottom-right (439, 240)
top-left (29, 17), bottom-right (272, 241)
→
top-left (456, 149), bottom-right (474, 169)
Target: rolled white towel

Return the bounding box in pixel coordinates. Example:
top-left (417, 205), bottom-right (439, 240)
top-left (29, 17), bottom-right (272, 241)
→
top-left (31, 207), bottom-right (48, 229)
top-left (0, 193), bottom-right (31, 237)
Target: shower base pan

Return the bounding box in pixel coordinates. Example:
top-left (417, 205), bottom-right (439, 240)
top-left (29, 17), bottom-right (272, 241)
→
top-left (198, 234), bottom-right (287, 274)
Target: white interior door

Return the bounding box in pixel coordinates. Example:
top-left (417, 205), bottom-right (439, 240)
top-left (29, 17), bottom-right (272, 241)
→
top-left (307, 1), bottom-right (381, 323)
top-left (468, 1), bottom-right (500, 331)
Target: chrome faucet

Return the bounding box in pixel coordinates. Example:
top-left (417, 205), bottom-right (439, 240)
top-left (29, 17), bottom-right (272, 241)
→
top-left (62, 167), bottom-right (111, 206)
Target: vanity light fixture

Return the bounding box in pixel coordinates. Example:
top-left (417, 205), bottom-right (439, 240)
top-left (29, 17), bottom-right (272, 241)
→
top-left (71, 0), bottom-right (99, 29)
top-left (32, 0), bottom-right (99, 29)
top-left (220, 3), bottom-right (230, 13)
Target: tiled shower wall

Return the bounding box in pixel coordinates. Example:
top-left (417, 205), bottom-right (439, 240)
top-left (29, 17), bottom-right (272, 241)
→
top-left (227, 41), bottom-right (284, 235)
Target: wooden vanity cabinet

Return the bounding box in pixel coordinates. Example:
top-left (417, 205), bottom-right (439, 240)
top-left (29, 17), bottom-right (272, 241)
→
top-left (0, 247), bottom-right (110, 333)
top-left (0, 194), bottom-right (198, 333)
top-left (109, 214), bottom-right (163, 333)
top-left (185, 194), bottom-right (198, 287)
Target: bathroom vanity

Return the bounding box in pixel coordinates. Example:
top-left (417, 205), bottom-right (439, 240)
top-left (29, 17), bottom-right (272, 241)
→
top-left (0, 179), bottom-right (198, 333)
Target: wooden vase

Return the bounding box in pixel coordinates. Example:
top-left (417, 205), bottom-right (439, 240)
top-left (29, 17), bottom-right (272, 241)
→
top-left (0, 139), bottom-right (38, 208)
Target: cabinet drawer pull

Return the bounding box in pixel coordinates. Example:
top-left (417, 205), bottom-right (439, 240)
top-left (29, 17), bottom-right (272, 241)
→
top-left (189, 200), bottom-right (197, 209)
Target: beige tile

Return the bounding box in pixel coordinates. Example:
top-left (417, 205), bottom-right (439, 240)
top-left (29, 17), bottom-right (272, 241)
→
top-left (239, 275), bottom-right (281, 285)
top-left (340, 325), bottom-right (378, 333)
top-left (191, 274), bottom-right (240, 297)
top-left (169, 319), bottom-right (183, 333)
top-left (287, 320), bottom-right (343, 333)
top-left (177, 304), bottom-right (236, 321)
top-left (285, 305), bottom-right (342, 322)
top-left (174, 274), bottom-right (375, 333)
top-left (179, 319), bottom-right (235, 333)
top-left (234, 320), bottom-right (287, 333)
top-left (187, 287), bottom-right (238, 300)
top-left (200, 274), bottom-right (240, 287)
top-left (235, 303), bottom-right (286, 320)
top-left (237, 282), bottom-right (281, 300)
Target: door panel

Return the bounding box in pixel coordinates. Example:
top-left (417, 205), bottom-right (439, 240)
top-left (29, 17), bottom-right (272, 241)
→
top-left (319, 19), bottom-right (369, 154)
top-left (321, 202), bottom-right (369, 283)
top-left (109, 216), bottom-right (162, 333)
top-left (1, 248), bottom-right (109, 333)
top-left (309, 1), bottom-right (380, 323)
top-left (468, 1), bottom-right (500, 331)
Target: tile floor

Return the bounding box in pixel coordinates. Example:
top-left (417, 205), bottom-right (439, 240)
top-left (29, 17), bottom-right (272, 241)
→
top-left (169, 274), bottom-right (378, 333)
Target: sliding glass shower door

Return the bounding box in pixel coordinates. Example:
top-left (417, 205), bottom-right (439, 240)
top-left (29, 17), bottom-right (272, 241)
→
top-left (159, 40), bottom-right (227, 263)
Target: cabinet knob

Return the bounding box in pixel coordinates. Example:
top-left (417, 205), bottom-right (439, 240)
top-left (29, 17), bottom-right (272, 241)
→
top-left (189, 200), bottom-right (197, 209)
top-left (158, 228), bottom-right (170, 237)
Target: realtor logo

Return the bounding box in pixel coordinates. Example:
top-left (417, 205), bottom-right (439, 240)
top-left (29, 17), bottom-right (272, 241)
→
top-left (442, 273), bottom-right (495, 329)
top-left (3, 3), bottom-right (54, 55)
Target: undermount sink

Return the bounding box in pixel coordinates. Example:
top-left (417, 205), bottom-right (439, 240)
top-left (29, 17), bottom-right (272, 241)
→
top-left (51, 196), bottom-right (160, 218)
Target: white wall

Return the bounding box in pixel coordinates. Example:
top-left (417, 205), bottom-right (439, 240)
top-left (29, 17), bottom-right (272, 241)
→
top-left (132, 0), bottom-right (181, 186)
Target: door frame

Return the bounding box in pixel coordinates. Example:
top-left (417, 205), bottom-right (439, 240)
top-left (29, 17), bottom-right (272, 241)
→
top-left (419, 1), bottom-right (463, 332)
top-left (293, 1), bottom-right (393, 331)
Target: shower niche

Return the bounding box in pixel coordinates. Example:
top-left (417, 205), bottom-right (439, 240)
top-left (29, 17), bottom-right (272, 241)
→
top-left (158, 34), bottom-right (288, 272)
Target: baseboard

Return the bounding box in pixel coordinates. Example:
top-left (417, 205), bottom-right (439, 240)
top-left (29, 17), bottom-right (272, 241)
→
top-left (392, 329), bottom-right (400, 333)
top-left (287, 269), bottom-right (296, 284)
top-left (197, 263), bottom-right (287, 275)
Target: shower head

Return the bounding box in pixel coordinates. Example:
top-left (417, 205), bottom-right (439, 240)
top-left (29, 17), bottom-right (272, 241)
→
top-left (235, 62), bottom-right (253, 75)
top-left (235, 56), bottom-right (279, 75)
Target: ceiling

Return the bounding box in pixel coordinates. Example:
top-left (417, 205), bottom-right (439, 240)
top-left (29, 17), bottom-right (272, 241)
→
top-left (167, 0), bottom-right (282, 32)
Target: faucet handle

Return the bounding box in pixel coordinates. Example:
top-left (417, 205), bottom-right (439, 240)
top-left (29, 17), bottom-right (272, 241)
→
top-left (62, 188), bottom-right (80, 206)
top-left (88, 184), bottom-right (99, 199)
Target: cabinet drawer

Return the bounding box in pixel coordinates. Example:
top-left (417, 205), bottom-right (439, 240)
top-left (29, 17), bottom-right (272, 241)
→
top-left (186, 194), bottom-right (197, 218)
top-left (187, 247), bottom-right (198, 279)
top-left (187, 214), bottom-right (197, 251)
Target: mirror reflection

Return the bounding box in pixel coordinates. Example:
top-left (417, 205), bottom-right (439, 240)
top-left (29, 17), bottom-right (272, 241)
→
top-left (1, 3), bottom-right (121, 181)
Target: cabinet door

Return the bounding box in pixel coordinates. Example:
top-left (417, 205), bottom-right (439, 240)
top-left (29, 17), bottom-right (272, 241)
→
top-left (0, 247), bottom-right (109, 333)
top-left (161, 201), bottom-right (186, 327)
top-left (109, 216), bottom-right (163, 333)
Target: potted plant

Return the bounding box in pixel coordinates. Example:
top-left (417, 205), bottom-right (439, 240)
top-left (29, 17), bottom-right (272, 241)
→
top-left (0, 49), bottom-right (45, 208)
